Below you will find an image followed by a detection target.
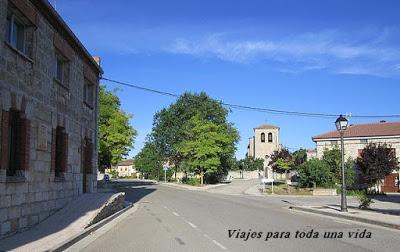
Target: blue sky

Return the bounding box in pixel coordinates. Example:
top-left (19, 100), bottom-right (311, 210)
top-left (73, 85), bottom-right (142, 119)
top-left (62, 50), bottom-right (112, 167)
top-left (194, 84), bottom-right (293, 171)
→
top-left (54, 0), bottom-right (400, 158)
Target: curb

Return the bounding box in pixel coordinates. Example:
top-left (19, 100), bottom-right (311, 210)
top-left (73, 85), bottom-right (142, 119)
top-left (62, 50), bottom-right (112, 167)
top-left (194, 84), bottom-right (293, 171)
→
top-left (50, 202), bottom-right (133, 252)
top-left (289, 206), bottom-right (400, 230)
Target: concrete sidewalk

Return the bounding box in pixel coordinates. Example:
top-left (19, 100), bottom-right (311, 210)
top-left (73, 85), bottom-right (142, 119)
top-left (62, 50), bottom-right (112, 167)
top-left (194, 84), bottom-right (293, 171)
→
top-left (0, 192), bottom-right (124, 252)
top-left (289, 205), bottom-right (400, 230)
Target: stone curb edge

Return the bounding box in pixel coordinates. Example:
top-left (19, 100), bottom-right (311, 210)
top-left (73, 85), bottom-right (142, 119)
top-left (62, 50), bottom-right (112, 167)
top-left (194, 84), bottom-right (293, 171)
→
top-left (50, 202), bottom-right (134, 252)
top-left (289, 206), bottom-right (400, 230)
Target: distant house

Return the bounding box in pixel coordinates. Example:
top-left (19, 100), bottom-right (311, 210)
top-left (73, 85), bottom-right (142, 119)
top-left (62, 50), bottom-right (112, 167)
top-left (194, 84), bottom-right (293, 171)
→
top-left (312, 121), bottom-right (400, 192)
top-left (114, 159), bottom-right (138, 178)
top-left (247, 124), bottom-right (281, 178)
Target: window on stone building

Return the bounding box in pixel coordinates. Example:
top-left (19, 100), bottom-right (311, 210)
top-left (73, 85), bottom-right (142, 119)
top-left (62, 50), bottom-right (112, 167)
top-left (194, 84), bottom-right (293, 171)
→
top-left (360, 139), bottom-right (368, 144)
top-left (6, 15), bottom-right (25, 53)
top-left (55, 55), bottom-right (64, 82)
top-left (7, 110), bottom-right (19, 176)
top-left (261, 133), bottom-right (265, 142)
top-left (54, 126), bottom-right (68, 177)
top-left (54, 52), bottom-right (69, 87)
top-left (1, 109), bottom-right (31, 178)
top-left (84, 80), bottom-right (95, 108)
top-left (82, 137), bottom-right (93, 175)
top-left (268, 133), bottom-right (273, 143)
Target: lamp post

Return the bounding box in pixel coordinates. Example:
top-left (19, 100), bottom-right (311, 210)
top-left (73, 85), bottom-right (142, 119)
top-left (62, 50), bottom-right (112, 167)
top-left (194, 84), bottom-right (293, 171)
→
top-left (335, 115), bottom-right (349, 212)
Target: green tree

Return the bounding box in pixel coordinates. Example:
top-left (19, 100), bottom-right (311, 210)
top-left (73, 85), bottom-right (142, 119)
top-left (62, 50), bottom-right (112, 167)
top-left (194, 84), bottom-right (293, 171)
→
top-left (238, 156), bottom-right (264, 172)
top-left (98, 85), bottom-right (137, 171)
top-left (135, 141), bottom-right (163, 180)
top-left (108, 169), bottom-right (119, 179)
top-left (297, 159), bottom-right (335, 188)
top-left (269, 148), bottom-right (294, 179)
top-left (293, 148), bottom-right (307, 167)
top-left (175, 115), bottom-right (238, 185)
top-left (357, 143), bottom-right (399, 189)
top-left (322, 147), bottom-right (341, 183)
top-left (151, 92), bottom-right (238, 179)
top-left (322, 147), bottom-right (355, 187)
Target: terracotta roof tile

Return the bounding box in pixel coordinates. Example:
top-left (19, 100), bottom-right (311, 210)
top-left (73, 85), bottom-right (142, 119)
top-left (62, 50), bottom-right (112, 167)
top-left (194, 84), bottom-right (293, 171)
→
top-left (312, 121), bottom-right (400, 140)
top-left (117, 159), bottom-right (134, 166)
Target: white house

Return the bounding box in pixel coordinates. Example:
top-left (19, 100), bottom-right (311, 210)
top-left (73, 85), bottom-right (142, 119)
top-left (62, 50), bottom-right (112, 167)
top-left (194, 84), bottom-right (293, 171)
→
top-left (113, 159), bottom-right (139, 178)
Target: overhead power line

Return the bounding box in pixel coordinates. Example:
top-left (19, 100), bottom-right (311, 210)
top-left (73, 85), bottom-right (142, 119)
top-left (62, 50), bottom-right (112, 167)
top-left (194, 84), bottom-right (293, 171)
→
top-left (101, 77), bottom-right (400, 119)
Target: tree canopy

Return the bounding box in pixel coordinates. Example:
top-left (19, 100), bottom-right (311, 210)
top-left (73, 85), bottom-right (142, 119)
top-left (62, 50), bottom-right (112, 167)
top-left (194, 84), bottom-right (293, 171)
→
top-left (135, 141), bottom-right (164, 180)
top-left (150, 92), bottom-right (239, 183)
top-left (268, 148), bottom-right (294, 177)
top-left (152, 92), bottom-right (229, 166)
top-left (98, 85), bottom-right (137, 171)
top-left (357, 143), bottom-right (399, 187)
top-left (297, 159), bottom-right (335, 188)
top-left (236, 156), bottom-right (264, 172)
top-left (323, 147), bottom-right (355, 187)
top-left (175, 114), bottom-right (238, 185)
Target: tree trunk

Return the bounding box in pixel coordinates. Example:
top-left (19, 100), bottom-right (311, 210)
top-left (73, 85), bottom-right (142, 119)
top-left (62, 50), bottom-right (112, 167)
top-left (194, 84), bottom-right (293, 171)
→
top-left (200, 170), bottom-right (204, 186)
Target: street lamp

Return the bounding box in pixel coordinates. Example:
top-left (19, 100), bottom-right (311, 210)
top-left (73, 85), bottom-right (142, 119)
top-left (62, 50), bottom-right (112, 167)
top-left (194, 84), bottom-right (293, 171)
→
top-left (335, 115), bottom-right (348, 212)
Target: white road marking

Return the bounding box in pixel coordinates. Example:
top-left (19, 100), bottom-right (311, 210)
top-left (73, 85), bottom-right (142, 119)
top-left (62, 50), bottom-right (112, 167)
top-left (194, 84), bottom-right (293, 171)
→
top-left (172, 212), bottom-right (180, 217)
top-left (163, 206), bottom-right (169, 210)
top-left (212, 240), bottom-right (227, 250)
top-left (187, 221), bottom-right (197, 229)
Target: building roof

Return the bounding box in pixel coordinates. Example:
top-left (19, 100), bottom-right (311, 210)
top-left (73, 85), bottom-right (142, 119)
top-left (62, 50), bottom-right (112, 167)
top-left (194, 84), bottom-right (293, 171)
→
top-left (31, 0), bottom-right (102, 74)
top-left (254, 124), bottom-right (279, 130)
top-left (312, 121), bottom-right (400, 141)
top-left (117, 159), bottom-right (134, 166)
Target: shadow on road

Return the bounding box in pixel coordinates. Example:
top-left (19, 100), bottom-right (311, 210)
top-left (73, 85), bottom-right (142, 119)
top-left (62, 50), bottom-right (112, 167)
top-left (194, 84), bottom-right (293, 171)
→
top-left (112, 180), bottom-right (158, 204)
top-left (371, 194), bottom-right (400, 204)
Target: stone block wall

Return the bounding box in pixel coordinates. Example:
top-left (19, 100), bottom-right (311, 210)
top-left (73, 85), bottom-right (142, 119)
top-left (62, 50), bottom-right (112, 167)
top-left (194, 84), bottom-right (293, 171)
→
top-left (0, 0), bottom-right (100, 238)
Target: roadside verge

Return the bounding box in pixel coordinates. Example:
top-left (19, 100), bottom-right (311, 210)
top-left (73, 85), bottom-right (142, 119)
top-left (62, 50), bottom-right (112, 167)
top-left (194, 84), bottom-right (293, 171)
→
top-left (289, 205), bottom-right (400, 230)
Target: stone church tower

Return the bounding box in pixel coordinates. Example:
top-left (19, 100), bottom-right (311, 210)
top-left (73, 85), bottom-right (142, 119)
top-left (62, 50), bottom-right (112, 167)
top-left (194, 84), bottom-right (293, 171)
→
top-left (247, 124), bottom-right (280, 178)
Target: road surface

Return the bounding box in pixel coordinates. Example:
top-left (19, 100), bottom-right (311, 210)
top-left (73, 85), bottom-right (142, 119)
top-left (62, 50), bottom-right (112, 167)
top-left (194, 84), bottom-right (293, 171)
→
top-left (70, 180), bottom-right (400, 252)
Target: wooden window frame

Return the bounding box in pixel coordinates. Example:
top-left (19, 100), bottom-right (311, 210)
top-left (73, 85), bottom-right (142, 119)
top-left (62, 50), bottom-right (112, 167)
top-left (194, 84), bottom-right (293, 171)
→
top-left (1, 109), bottom-right (30, 180)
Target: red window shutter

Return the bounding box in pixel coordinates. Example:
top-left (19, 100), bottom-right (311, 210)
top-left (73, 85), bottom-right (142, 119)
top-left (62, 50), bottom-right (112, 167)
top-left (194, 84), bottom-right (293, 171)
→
top-left (1, 111), bottom-right (10, 170)
top-left (61, 132), bottom-right (68, 173)
top-left (51, 129), bottom-right (56, 171)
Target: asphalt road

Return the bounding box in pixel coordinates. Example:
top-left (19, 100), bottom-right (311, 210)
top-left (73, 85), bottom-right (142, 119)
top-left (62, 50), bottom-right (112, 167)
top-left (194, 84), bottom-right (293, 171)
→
top-left (73, 181), bottom-right (400, 252)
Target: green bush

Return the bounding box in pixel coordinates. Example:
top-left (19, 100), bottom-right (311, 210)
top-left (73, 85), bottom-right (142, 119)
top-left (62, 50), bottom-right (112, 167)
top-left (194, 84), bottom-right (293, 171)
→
top-left (183, 177), bottom-right (201, 186)
top-left (297, 159), bottom-right (335, 188)
top-left (354, 191), bottom-right (374, 209)
top-left (108, 169), bottom-right (119, 178)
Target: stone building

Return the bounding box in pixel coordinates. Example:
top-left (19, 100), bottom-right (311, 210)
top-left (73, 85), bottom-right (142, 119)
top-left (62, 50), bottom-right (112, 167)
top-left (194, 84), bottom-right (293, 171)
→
top-left (247, 124), bottom-right (280, 178)
top-left (312, 121), bottom-right (400, 193)
top-left (0, 0), bottom-right (101, 237)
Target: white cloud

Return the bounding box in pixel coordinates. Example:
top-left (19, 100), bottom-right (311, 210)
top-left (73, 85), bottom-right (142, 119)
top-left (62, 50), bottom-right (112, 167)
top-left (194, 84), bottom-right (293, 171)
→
top-left (165, 31), bottom-right (400, 78)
